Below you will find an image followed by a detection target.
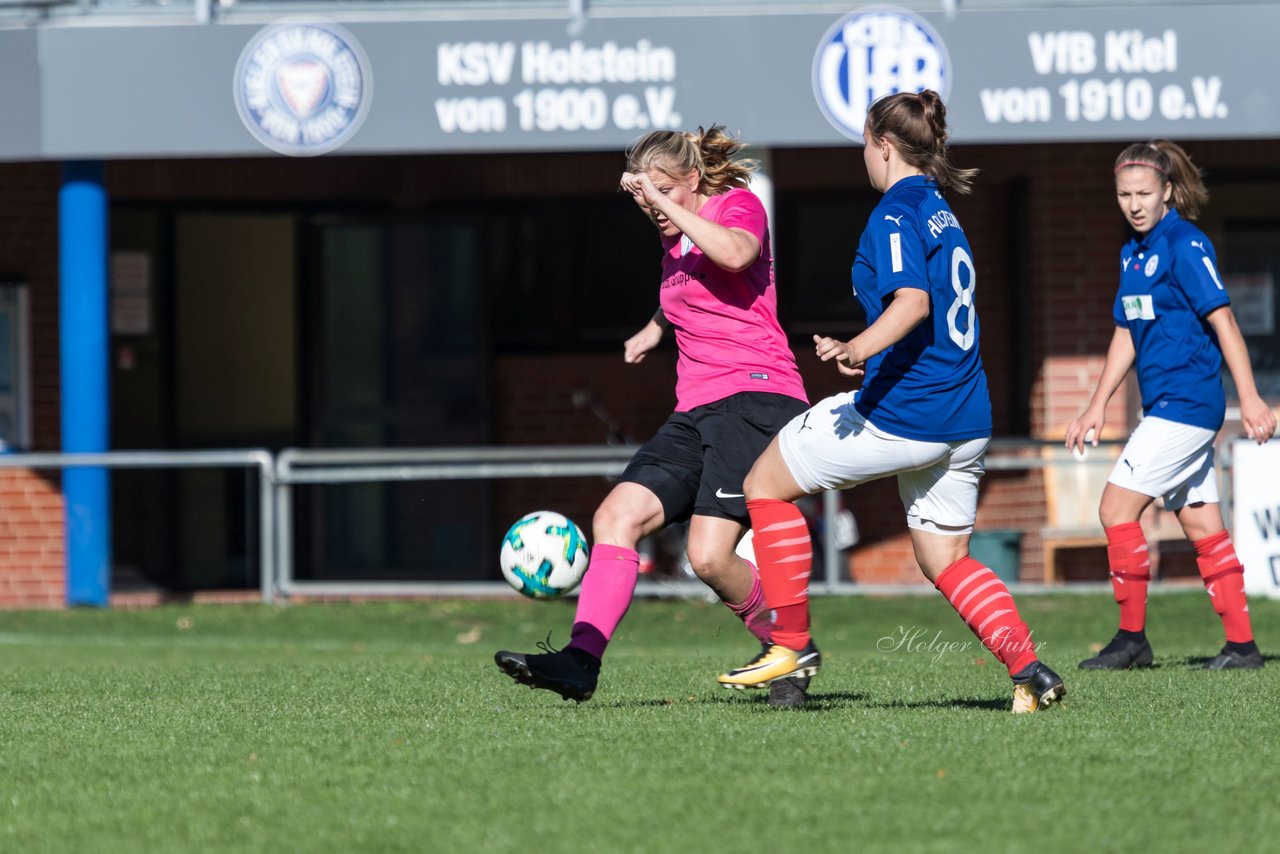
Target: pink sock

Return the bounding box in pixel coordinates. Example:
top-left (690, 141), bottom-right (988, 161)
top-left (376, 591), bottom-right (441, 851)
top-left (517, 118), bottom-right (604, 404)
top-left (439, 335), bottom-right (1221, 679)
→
top-left (726, 562), bottom-right (771, 644)
top-left (568, 544), bottom-right (639, 660)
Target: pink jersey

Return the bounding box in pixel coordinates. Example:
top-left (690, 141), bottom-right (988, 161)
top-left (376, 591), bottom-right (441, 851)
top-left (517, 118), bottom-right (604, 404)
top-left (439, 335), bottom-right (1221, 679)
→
top-left (658, 188), bottom-right (807, 411)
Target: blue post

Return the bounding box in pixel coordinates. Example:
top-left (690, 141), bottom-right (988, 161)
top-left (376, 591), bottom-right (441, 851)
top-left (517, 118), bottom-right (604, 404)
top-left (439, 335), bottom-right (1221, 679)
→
top-left (59, 162), bottom-right (111, 607)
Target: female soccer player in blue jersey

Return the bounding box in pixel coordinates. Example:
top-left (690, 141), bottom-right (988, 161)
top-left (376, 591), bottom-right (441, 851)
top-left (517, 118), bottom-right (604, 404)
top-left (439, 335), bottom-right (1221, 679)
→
top-left (1067, 140), bottom-right (1276, 671)
top-left (717, 90), bottom-right (1066, 713)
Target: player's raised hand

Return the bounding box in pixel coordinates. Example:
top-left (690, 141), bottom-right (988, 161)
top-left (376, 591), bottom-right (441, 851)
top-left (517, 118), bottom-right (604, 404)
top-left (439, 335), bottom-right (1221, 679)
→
top-left (813, 334), bottom-right (865, 378)
top-left (619, 171), bottom-right (662, 208)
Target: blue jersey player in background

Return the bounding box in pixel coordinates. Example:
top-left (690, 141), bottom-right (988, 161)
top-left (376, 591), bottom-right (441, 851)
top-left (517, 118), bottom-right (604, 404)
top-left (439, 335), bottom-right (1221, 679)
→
top-left (718, 90), bottom-right (1065, 713)
top-left (1067, 140), bottom-right (1276, 671)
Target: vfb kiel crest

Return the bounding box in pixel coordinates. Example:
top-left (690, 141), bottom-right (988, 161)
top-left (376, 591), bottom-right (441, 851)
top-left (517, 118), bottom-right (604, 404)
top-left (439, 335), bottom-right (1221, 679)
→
top-left (235, 22), bottom-right (372, 156)
top-left (813, 8), bottom-right (951, 143)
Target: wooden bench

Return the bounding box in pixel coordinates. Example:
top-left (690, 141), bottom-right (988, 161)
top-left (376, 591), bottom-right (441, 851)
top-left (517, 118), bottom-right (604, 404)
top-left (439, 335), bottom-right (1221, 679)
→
top-left (1041, 445), bottom-right (1184, 583)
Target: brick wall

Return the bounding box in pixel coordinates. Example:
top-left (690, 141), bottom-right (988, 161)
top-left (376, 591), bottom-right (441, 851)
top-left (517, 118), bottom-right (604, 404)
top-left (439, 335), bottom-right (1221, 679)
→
top-left (0, 162), bottom-right (64, 608)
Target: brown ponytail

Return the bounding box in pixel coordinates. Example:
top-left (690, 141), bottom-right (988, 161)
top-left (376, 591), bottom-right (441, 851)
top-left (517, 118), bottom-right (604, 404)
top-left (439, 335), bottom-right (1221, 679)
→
top-left (865, 90), bottom-right (977, 195)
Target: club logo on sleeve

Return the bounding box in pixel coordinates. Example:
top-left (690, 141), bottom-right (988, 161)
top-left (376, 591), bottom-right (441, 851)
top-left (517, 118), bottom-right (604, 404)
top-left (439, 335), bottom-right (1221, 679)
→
top-left (1144, 254), bottom-right (1160, 277)
top-left (235, 21), bottom-right (373, 156)
top-left (1122, 295), bottom-right (1155, 320)
top-left (813, 8), bottom-right (951, 143)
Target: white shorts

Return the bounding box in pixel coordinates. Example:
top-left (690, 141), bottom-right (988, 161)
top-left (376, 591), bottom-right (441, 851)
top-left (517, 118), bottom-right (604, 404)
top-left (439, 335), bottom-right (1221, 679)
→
top-left (777, 391), bottom-right (988, 535)
top-left (1109, 415), bottom-right (1218, 510)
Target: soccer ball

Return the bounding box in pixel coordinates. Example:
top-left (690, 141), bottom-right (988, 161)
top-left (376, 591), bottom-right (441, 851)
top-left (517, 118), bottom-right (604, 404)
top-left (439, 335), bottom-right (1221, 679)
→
top-left (499, 510), bottom-right (590, 599)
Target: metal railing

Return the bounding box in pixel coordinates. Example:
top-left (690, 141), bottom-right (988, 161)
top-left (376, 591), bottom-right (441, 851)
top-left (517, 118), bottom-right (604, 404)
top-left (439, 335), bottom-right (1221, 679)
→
top-left (0, 449), bottom-right (277, 603)
top-left (2, 437), bottom-right (1243, 604)
top-left (274, 445), bottom-right (640, 599)
top-left (272, 439), bottom-right (1143, 600)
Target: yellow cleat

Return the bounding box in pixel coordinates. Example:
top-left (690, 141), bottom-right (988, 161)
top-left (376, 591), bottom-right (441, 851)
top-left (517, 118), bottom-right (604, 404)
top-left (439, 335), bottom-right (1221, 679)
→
top-left (1011, 661), bottom-right (1066, 713)
top-left (718, 641), bottom-right (822, 690)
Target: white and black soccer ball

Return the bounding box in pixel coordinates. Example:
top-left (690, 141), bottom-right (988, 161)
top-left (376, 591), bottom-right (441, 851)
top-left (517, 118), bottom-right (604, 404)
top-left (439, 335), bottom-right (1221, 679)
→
top-left (499, 510), bottom-right (590, 599)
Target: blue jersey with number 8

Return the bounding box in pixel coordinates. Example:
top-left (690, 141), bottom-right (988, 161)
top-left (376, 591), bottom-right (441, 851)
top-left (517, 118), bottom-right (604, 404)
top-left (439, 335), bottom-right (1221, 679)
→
top-left (851, 175), bottom-right (992, 442)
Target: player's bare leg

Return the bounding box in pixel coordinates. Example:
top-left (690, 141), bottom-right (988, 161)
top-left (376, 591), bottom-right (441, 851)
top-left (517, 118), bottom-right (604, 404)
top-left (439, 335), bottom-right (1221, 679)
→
top-left (718, 440), bottom-right (822, 703)
top-left (914, 527), bottom-right (1064, 713)
top-left (495, 482), bottom-right (664, 701)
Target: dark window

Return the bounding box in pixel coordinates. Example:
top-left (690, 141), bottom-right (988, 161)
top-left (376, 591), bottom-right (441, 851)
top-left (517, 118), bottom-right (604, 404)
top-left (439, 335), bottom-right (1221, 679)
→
top-left (774, 190), bottom-right (879, 336)
top-left (491, 194), bottom-right (657, 351)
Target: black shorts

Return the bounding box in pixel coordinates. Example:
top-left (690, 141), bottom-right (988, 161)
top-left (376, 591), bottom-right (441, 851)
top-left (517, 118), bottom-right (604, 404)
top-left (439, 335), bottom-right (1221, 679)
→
top-left (621, 392), bottom-right (808, 525)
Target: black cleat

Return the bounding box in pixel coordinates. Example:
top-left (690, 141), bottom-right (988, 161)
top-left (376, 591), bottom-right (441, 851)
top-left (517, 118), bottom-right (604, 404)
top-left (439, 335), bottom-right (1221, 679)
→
top-left (1204, 644), bottom-right (1264, 670)
top-left (494, 640), bottom-right (600, 703)
top-left (767, 676), bottom-right (810, 709)
top-left (1079, 632), bottom-right (1154, 670)
top-left (1011, 661), bottom-right (1066, 713)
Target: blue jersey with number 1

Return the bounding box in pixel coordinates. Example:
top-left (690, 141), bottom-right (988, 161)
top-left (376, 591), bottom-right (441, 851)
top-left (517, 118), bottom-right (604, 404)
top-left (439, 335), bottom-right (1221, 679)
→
top-left (851, 175), bottom-right (992, 442)
top-left (1113, 208), bottom-right (1230, 431)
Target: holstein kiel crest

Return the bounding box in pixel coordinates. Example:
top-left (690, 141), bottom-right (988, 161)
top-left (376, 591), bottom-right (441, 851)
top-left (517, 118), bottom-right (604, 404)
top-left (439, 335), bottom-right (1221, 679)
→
top-left (235, 22), bottom-right (372, 156)
top-left (813, 7), bottom-right (951, 143)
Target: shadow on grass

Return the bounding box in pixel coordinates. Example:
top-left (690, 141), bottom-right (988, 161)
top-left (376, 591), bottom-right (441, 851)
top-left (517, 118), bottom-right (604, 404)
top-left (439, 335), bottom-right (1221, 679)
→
top-left (702, 690), bottom-right (1008, 712)
top-left (1160, 652), bottom-right (1273, 670)
top-left (861, 695), bottom-right (1010, 712)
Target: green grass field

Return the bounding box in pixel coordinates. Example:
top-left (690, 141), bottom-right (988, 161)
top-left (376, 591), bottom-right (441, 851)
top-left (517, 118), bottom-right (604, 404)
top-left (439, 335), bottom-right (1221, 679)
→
top-left (2, 591), bottom-right (1277, 853)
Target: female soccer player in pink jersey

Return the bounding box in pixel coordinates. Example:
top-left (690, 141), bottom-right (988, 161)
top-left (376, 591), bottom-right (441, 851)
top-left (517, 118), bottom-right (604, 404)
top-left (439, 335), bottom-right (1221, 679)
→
top-left (718, 91), bottom-right (1065, 713)
top-left (1067, 140), bottom-right (1276, 670)
top-left (496, 125), bottom-right (810, 704)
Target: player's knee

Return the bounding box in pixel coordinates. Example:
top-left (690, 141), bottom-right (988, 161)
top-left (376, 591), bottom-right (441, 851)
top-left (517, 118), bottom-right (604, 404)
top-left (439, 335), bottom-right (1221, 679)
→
top-left (684, 542), bottom-right (733, 582)
top-left (591, 502), bottom-right (644, 544)
top-left (1098, 498), bottom-right (1132, 530)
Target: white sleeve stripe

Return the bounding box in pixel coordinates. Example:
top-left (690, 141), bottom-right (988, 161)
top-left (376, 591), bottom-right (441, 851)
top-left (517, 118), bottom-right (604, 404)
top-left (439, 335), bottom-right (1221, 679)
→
top-left (1201, 256), bottom-right (1224, 290)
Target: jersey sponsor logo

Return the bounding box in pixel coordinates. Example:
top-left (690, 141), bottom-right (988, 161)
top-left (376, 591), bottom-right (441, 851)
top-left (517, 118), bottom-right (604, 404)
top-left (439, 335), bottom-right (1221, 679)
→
top-left (660, 270), bottom-right (697, 290)
top-left (714, 488), bottom-right (745, 499)
top-left (679, 234), bottom-right (694, 257)
top-left (1144, 254), bottom-right (1160, 277)
top-left (884, 214), bottom-right (904, 226)
top-left (235, 21), bottom-right (373, 156)
top-left (1122, 256), bottom-right (1132, 272)
top-left (749, 372), bottom-right (770, 380)
top-left (812, 9), bottom-right (950, 143)
top-left (1191, 240), bottom-right (1206, 252)
top-left (889, 232), bottom-right (903, 273)
top-left (1122, 295), bottom-right (1155, 320)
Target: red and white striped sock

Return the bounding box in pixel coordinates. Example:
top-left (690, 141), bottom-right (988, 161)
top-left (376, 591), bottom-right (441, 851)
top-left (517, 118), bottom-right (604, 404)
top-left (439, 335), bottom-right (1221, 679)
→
top-left (746, 498), bottom-right (812, 651)
top-left (934, 556), bottom-right (1038, 676)
top-left (1194, 531), bottom-right (1254, 644)
top-left (1105, 522), bottom-right (1151, 633)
